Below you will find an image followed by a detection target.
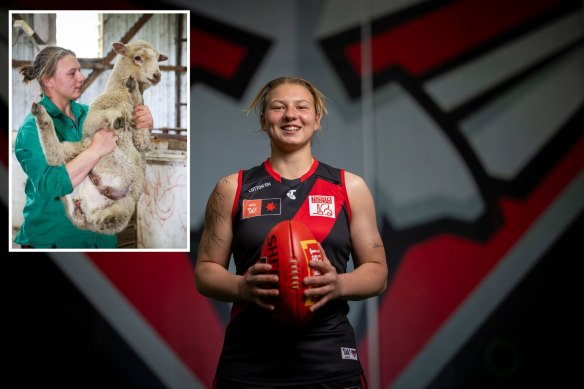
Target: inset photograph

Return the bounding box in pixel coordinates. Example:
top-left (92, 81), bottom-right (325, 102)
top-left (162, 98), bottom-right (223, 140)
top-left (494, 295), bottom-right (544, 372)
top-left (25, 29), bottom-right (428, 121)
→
top-left (9, 11), bottom-right (189, 250)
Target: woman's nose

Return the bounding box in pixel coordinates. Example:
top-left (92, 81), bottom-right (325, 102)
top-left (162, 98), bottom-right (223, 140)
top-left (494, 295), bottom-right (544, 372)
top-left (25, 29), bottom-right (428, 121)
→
top-left (284, 108), bottom-right (297, 119)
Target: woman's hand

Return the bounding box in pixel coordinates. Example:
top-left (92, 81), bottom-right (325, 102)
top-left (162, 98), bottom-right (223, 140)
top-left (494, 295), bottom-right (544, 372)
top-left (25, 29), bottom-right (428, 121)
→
top-left (239, 262), bottom-right (279, 310)
top-left (303, 247), bottom-right (342, 311)
top-left (66, 128), bottom-right (117, 188)
top-left (88, 128), bottom-right (118, 157)
top-left (133, 104), bottom-right (153, 130)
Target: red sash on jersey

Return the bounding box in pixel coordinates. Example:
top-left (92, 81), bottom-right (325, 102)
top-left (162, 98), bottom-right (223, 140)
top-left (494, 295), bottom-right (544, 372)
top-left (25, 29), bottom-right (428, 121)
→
top-left (293, 175), bottom-right (349, 242)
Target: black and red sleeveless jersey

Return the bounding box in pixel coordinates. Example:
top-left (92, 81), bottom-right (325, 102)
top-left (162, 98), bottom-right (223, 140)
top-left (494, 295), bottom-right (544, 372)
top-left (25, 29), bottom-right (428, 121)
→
top-left (215, 158), bottom-right (363, 385)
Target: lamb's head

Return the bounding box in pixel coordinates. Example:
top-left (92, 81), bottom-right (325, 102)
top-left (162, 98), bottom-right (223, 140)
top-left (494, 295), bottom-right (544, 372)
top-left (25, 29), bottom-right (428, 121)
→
top-left (112, 40), bottom-right (168, 89)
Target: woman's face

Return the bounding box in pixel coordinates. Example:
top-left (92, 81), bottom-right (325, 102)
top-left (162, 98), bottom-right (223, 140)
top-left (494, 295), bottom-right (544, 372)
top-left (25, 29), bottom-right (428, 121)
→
top-left (261, 83), bottom-right (321, 152)
top-left (44, 55), bottom-right (85, 101)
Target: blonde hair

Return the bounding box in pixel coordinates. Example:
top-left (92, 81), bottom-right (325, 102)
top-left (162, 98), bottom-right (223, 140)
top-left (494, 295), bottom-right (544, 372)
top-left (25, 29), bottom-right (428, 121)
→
top-left (247, 76), bottom-right (328, 120)
top-left (20, 46), bottom-right (76, 94)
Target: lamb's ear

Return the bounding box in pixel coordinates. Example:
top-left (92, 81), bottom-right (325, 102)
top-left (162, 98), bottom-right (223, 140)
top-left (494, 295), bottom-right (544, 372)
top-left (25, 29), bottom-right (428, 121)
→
top-left (112, 42), bottom-right (127, 57)
top-left (158, 54), bottom-right (168, 62)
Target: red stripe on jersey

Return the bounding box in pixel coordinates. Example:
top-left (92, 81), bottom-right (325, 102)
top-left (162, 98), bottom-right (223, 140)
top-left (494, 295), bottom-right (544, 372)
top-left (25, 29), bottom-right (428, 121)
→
top-left (302, 159), bottom-right (320, 182)
top-left (293, 177), bottom-right (347, 242)
top-left (264, 159), bottom-right (281, 182)
top-left (231, 170), bottom-right (243, 222)
top-left (341, 169), bottom-right (351, 222)
top-left (264, 158), bottom-right (320, 183)
top-left (360, 373), bottom-right (367, 389)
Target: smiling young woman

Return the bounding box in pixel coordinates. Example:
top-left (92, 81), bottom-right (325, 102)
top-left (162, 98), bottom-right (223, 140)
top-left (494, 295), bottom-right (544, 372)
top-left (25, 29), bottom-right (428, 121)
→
top-left (195, 76), bottom-right (388, 388)
top-left (262, 82), bottom-right (321, 152)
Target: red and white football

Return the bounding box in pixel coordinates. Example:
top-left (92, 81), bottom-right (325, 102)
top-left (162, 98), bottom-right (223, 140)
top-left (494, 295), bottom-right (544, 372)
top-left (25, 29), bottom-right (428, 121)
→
top-left (260, 220), bottom-right (324, 325)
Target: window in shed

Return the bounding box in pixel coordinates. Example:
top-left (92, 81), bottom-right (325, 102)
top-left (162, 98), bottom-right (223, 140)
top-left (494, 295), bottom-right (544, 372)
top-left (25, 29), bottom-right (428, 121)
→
top-left (56, 12), bottom-right (102, 58)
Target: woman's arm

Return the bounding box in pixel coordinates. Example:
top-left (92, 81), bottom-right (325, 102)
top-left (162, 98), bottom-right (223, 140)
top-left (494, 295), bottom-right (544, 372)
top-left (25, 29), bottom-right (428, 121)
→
top-left (304, 171), bottom-right (388, 310)
top-left (15, 117), bottom-right (113, 197)
top-left (195, 173), bottom-right (280, 310)
top-left (66, 128), bottom-right (117, 187)
top-left (339, 171), bottom-right (388, 297)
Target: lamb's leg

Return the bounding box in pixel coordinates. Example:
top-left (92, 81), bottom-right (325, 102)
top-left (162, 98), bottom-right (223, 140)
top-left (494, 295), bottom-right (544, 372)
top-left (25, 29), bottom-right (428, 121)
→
top-left (87, 196), bottom-right (136, 235)
top-left (32, 102), bottom-right (82, 165)
top-left (132, 128), bottom-right (151, 152)
top-left (126, 76), bottom-right (143, 106)
top-left (62, 193), bottom-right (88, 229)
top-left (125, 154), bottom-right (146, 204)
top-left (125, 76), bottom-right (151, 151)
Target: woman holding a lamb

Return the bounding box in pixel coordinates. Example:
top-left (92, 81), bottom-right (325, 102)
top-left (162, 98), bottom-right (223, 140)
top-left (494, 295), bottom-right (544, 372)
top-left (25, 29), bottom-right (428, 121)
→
top-left (14, 46), bottom-right (153, 249)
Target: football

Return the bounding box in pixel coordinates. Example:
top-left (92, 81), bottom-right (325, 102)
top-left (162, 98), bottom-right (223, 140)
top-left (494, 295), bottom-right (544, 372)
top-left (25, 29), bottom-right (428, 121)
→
top-left (260, 220), bottom-right (323, 325)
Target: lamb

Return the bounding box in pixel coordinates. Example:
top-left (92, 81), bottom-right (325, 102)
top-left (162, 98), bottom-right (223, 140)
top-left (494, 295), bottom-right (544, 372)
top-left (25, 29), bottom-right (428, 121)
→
top-left (31, 40), bottom-right (168, 235)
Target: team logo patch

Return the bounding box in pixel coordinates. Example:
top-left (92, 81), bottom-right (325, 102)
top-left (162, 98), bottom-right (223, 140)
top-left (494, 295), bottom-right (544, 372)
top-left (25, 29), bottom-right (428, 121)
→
top-left (242, 198), bottom-right (281, 219)
top-left (309, 195), bottom-right (335, 218)
top-left (341, 347), bottom-right (358, 361)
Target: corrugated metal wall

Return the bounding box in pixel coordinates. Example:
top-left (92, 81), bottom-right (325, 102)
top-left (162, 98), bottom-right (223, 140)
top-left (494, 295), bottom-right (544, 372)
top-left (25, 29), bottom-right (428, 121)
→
top-left (11, 13), bottom-right (187, 132)
top-left (11, 14), bottom-right (39, 130)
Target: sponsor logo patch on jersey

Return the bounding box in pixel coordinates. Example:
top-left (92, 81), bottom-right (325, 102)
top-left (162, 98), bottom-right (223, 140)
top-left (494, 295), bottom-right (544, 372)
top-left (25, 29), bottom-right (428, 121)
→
top-left (341, 347), bottom-right (358, 361)
top-left (248, 181), bottom-right (271, 193)
top-left (309, 195), bottom-right (335, 218)
top-left (242, 198), bottom-right (281, 219)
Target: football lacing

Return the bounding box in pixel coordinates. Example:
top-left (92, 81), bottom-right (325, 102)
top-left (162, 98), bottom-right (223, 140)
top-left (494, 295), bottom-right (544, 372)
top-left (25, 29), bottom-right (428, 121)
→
top-left (290, 258), bottom-right (300, 289)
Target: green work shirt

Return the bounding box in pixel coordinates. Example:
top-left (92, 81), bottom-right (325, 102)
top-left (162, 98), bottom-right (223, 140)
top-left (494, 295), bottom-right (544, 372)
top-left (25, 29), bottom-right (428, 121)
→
top-left (14, 95), bottom-right (117, 249)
